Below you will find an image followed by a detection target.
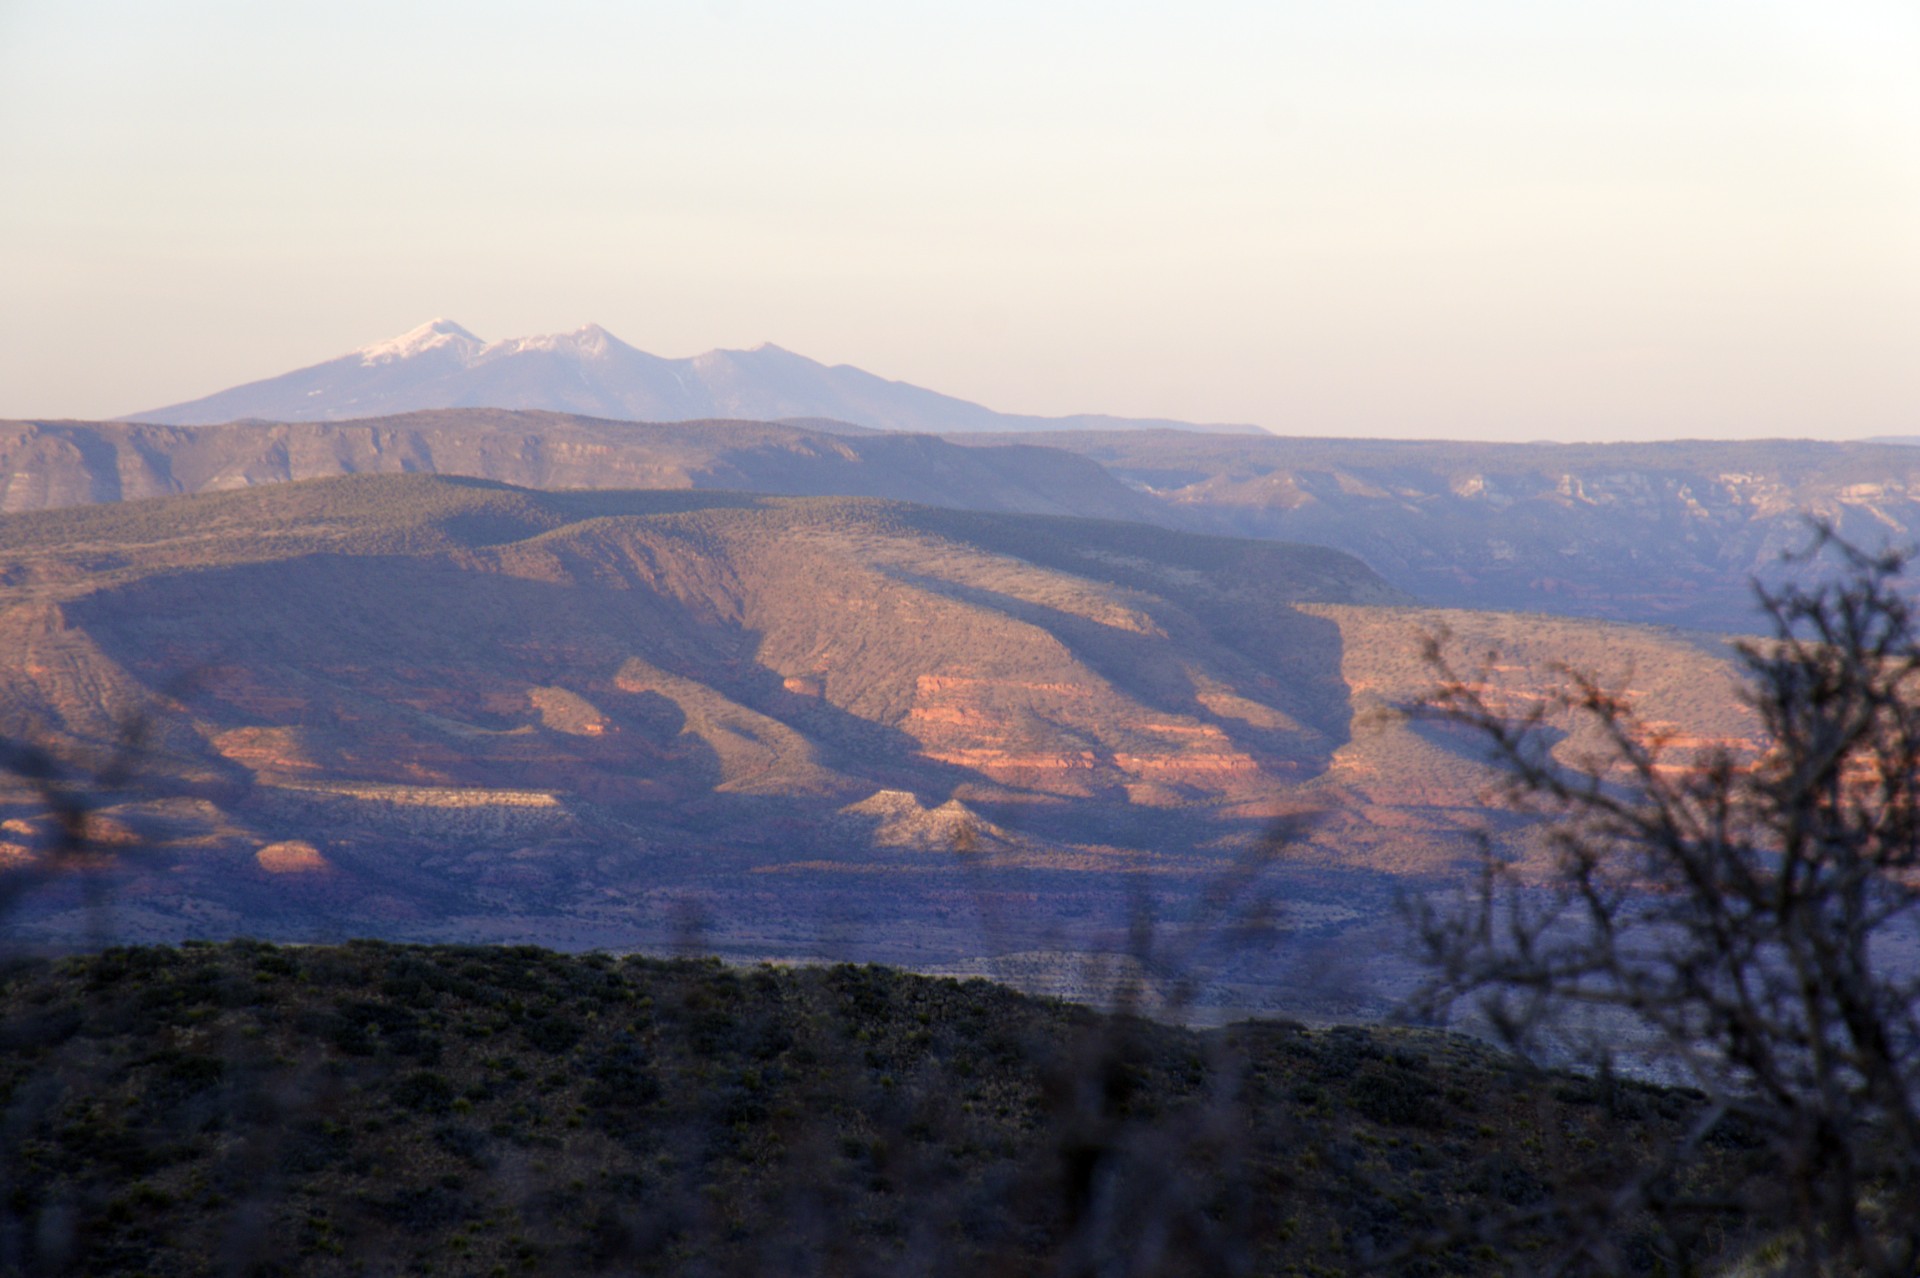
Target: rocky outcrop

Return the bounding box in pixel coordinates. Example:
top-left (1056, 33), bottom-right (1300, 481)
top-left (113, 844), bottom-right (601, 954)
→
top-left (834, 789), bottom-right (1007, 853)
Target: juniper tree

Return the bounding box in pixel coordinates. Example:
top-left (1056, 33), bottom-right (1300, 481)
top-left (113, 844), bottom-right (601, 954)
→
top-left (1412, 528), bottom-right (1920, 1276)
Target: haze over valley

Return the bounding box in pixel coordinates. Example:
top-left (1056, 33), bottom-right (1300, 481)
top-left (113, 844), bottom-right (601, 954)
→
top-left (8, 5), bottom-right (1920, 1271)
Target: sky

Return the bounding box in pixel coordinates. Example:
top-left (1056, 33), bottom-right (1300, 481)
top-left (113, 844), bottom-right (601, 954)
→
top-left (1, 1), bottom-right (1916, 440)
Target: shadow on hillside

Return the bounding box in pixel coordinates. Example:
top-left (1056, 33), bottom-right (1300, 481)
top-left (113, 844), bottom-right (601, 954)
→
top-left (2, 548), bottom-right (1375, 1019)
top-left (882, 565), bottom-right (1352, 775)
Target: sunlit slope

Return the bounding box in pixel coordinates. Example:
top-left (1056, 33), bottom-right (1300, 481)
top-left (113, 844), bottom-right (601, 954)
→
top-left (0, 477), bottom-right (1387, 852)
top-left (0, 475), bottom-right (1754, 968)
top-left (1290, 604), bottom-right (1755, 874)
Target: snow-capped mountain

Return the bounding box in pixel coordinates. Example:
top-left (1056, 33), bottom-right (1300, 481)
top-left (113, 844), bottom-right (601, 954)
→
top-left (126, 320), bottom-right (1259, 434)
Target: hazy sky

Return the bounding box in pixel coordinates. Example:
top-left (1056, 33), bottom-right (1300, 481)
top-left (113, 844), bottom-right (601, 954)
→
top-left (2, 1), bottom-right (1916, 440)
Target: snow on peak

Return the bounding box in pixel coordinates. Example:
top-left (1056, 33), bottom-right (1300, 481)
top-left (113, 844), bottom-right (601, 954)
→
top-left (356, 319), bottom-right (483, 366)
top-left (480, 323), bottom-right (623, 361)
top-left (568, 323), bottom-right (614, 355)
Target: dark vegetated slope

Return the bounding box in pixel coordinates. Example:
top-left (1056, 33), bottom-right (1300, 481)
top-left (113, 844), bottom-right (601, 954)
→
top-left (0, 942), bottom-right (1755, 1277)
top-left (974, 430), bottom-right (1920, 631)
top-left (0, 477), bottom-right (1755, 1017)
top-left (0, 412), bottom-right (1159, 524)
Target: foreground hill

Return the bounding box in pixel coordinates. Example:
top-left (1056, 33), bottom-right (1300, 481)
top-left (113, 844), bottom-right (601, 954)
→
top-left (986, 431), bottom-right (1920, 632)
top-left (0, 411), bottom-right (1156, 522)
top-left (0, 941), bottom-right (1754, 1276)
top-left (125, 319), bottom-right (1257, 435)
top-left (0, 476), bottom-right (1754, 1016)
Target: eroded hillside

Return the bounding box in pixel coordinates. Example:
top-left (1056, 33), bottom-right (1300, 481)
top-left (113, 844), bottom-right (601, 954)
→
top-left (0, 477), bottom-right (1754, 1017)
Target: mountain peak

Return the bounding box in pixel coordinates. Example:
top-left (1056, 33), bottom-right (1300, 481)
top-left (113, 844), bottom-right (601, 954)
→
top-left (486, 323), bottom-right (625, 361)
top-left (356, 319), bottom-right (483, 366)
top-left (692, 342), bottom-right (815, 371)
top-left (569, 323), bottom-right (615, 355)
top-left (747, 342), bottom-right (820, 365)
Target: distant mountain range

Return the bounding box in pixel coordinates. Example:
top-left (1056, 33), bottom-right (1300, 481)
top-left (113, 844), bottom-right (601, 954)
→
top-left (127, 319), bottom-right (1262, 435)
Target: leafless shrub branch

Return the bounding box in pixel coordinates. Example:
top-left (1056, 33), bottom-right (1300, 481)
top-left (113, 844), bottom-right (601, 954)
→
top-left (1406, 522), bottom-right (1920, 1275)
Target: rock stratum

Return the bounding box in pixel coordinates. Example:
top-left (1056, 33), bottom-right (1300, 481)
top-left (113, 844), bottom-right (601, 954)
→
top-left (0, 476), bottom-right (1757, 1017)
